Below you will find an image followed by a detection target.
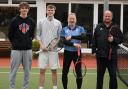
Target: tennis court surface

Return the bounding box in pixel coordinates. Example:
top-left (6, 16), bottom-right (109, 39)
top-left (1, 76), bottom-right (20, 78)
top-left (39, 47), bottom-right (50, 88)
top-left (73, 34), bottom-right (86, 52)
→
top-left (0, 53), bottom-right (128, 89)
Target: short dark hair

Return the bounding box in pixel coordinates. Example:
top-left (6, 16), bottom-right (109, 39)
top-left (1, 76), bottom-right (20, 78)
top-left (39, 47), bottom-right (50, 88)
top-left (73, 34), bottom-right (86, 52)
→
top-left (47, 4), bottom-right (56, 10)
top-left (19, 2), bottom-right (30, 9)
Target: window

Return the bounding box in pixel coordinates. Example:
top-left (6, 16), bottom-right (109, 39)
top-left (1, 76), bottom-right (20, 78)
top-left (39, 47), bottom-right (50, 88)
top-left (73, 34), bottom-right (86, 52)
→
top-left (123, 5), bottom-right (128, 44)
top-left (123, 5), bottom-right (128, 34)
top-left (0, 0), bottom-right (8, 4)
top-left (12, 0), bottom-right (36, 4)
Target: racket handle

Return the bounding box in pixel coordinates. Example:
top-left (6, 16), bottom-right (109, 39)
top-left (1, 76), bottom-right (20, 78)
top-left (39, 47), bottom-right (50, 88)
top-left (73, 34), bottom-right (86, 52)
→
top-left (35, 50), bottom-right (42, 54)
top-left (78, 48), bottom-right (80, 56)
top-left (108, 48), bottom-right (112, 60)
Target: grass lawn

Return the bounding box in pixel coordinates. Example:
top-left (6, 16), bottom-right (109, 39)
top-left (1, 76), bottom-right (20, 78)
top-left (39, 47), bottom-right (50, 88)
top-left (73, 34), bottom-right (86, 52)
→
top-left (0, 68), bottom-right (127, 89)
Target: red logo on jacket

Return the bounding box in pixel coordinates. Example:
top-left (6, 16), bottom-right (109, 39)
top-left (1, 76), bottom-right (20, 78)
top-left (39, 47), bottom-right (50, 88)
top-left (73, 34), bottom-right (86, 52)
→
top-left (19, 23), bottom-right (29, 34)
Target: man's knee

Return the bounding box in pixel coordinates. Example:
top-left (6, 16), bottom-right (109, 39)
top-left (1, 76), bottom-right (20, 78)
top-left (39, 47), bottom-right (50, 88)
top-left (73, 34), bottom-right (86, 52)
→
top-left (40, 69), bottom-right (46, 74)
top-left (51, 69), bottom-right (57, 74)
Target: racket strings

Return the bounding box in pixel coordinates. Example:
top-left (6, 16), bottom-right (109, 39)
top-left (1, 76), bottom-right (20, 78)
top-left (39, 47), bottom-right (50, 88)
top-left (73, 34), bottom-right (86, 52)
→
top-left (46, 37), bottom-right (63, 52)
top-left (73, 61), bottom-right (86, 79)
top-left (73, 51), bottom-right (86, 79)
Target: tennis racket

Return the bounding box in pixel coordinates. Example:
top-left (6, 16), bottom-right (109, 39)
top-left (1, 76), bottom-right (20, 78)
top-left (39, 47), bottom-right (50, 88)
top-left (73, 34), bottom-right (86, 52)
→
top-left (108, 25), bottom-right (120, 60)
top-left (73, 48), bottom-right (87, 79)
top-left (34, 37), bottom-right (63, 54)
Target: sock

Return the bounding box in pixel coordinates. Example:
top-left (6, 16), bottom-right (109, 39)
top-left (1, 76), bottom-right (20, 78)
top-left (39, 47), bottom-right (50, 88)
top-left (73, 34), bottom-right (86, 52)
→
top-left (53, 86), bottom-right (57, 89)
top-left (39, 86), bottom-right (44, 89)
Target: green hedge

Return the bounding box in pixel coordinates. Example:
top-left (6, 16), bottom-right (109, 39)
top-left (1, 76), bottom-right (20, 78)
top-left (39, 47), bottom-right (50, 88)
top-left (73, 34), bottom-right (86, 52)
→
top-left (32, 39), bottom-right (40, 51)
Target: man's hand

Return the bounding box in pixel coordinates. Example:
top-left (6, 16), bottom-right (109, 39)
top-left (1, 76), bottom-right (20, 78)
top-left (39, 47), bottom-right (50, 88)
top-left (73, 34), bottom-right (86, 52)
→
top-left (108, 34), bottom-right (114, 42)
top-left (92, 53), bottom-right (96, 56)
top-left (40, 45), bottom-right (48, 52)
top-left (65, 36), bottom-right (71, 41)
top-left (73, 43), bottom-right (81, 48)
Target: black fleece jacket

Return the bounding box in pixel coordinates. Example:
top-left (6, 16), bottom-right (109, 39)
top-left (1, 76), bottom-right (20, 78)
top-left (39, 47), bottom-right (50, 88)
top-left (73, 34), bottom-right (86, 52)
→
top-left (8, 15), bottom-right (35, 50)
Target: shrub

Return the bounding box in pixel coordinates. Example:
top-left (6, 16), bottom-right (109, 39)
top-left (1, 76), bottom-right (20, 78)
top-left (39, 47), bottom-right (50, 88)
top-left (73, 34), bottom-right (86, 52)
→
top-left (32, 39), bottom-right (40, 51)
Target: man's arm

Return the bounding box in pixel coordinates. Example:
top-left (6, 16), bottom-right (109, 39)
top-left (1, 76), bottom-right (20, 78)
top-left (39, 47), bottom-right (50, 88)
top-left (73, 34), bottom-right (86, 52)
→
top-left (91, 25), bottom-right (99, 54)
top-left (31, 18), bottom-right (36, 40)
top-left (8, 20), bottom-right (14, 43)
top-left (71, 33), bottom-right (86, 40)
top-left (36, 21), bottom-right (48, 51)
top-left (61, 37), bottom-right (74, 46)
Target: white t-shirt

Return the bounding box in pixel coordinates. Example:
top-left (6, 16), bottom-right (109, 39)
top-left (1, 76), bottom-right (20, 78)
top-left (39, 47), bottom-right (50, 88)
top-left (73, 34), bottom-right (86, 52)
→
top-left (36, 17), bottom-right (62, 47)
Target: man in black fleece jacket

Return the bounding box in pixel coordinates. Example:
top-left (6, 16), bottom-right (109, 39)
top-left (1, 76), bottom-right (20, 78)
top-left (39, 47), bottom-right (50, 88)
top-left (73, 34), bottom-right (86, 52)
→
top-left (8, 2), bottom-right (35, 89)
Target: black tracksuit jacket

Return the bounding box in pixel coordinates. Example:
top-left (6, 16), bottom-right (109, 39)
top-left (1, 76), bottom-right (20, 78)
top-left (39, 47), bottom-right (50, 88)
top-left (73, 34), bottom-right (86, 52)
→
top-left (92, 23), bottom-right (123, 59)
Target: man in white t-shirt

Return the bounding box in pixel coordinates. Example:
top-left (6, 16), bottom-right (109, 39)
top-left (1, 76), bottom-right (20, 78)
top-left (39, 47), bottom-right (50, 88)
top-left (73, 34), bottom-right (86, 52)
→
top-left (36, 4), bottom-right (62, 89)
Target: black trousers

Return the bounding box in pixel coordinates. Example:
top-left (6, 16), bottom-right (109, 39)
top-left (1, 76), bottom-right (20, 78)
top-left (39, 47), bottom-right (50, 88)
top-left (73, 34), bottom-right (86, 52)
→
top-left (62, 50), bottom-right (82, 89)
top-left (96, 57), bottom-right (117, 89)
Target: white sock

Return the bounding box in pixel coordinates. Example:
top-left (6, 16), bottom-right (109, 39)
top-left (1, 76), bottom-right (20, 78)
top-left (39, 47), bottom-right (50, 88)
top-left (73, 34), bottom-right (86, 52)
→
top-left (39, 86), bottom-right (44, 89)
top-left (53, 86), bottom-right (57, 89)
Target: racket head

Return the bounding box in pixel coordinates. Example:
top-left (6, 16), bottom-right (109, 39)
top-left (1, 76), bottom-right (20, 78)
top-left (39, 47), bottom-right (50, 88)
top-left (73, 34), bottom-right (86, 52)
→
top-left (109, 25), bottom-right (120, 36)
top-left (47, 37), bottom-right (63, 52)
top-left (33, 38), bottom-right (63, 54)
top-left (73, 60), bottom-right (87, 79)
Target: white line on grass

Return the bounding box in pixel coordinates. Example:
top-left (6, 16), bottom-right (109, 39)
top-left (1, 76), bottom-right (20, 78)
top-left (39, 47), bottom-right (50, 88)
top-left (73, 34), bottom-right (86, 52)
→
top-left (0, 71), bottom-right (128, 75)
top-left (0, 67), bottom-right (97, 70)
top-left (0, 71), bottom-right (97, 75)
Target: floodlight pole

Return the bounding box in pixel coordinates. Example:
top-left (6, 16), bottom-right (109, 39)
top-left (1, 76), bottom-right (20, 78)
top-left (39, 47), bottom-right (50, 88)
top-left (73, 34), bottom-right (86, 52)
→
top-left (104, 0), bottom-right (109, 12)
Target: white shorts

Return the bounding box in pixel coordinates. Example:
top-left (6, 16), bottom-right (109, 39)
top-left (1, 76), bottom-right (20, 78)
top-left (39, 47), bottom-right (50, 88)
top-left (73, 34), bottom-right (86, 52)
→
top-left (38, 51), bottom-right (59, 70)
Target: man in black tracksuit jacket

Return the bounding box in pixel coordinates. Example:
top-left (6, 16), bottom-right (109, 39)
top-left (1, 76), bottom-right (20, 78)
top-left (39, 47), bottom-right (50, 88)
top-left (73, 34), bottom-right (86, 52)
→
top-left (92, 10), bottom-right (123, 89)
